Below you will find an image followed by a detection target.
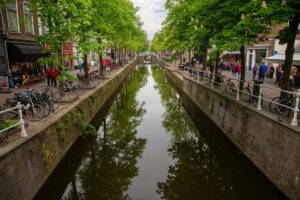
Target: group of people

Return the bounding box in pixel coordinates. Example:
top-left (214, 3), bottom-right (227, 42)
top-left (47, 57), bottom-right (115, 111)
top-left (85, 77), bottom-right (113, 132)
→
top-left (44, 65), bottom-right (60, 87)
top-left (252, 62), bottom-right (298, 90)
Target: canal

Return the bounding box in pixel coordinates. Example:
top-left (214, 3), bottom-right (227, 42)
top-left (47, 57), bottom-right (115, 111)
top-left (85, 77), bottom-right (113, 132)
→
top-left (34, 65), bottom-right (287, 200)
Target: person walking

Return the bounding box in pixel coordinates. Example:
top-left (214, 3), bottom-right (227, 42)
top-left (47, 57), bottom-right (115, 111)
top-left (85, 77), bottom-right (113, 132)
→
top-left (259, 62), bottom-right (268, 84)
top-left (252, 63), bottom-right (259, 80)
top-left (275, 64), bottom-right (283, 86)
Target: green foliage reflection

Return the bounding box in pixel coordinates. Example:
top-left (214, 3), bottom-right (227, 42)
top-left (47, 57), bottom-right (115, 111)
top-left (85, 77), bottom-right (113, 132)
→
top-left (62, 66), bottom-right (149, 200)
top-left (152, 66), bottom-right (238, 200)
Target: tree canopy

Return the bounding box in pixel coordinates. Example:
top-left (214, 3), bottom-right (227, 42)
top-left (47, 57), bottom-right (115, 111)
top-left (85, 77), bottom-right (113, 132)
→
top-left (152, 0), bottom-right (300, 89)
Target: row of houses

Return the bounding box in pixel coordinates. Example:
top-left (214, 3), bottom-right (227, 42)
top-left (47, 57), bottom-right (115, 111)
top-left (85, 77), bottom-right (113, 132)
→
top-left (222, 24), bottom-right (300, 70)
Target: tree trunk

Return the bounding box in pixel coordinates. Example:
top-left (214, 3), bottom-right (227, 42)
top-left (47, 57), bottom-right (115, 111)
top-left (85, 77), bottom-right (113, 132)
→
top-left (188, 49), bottom-right (191, 62)
top-left (83, 53), bottom-right (89, 80)
top-left (281, 15), bottom-right (300, 90)
top-left (99, 53), bottom-right (104, 77)
top-left (214, 50), bottom-right (220, 74)
top-left (240, 45), bottom-right (246, 90)
top-left (202, 48), bottom-right (208, 71)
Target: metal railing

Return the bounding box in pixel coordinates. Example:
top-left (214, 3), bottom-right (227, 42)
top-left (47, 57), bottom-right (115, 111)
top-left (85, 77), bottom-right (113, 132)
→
top-left (183, 66), bottom-right (300, 127)
top-left (0, 102), bottom-right (27, 138)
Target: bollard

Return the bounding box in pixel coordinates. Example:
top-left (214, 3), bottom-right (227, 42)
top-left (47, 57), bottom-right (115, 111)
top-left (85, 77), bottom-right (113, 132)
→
top-left (18, 102), bottom-right (27, 137)
top-left (257, 84), bottom-right (263, 111)
top-left (291, 89), bottom-right (300, 126)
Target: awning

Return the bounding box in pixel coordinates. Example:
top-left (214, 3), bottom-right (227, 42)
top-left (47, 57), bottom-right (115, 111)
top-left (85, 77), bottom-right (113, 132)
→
top-left (263, 53), bottom-right (300, 65)
top-left (7, 43), bottom-right (50, 63)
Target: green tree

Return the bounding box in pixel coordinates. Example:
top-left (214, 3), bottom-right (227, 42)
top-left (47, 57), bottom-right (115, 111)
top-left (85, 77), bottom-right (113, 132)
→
top-left (257, 0), bottom-right (300, 90)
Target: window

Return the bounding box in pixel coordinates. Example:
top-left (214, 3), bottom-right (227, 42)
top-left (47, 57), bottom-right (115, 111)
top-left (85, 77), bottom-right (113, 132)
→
top-left (255, 49), bottom-right (267, 63)
top-left (7, 1), bottom-right (19, 32)
top-left (24, 2), bottom-right (33, 34)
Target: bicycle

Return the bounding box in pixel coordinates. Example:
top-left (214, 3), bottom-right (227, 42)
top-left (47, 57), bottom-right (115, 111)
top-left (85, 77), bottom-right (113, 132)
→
top-left (225, 78), bottom-right (237, 96)
top-left (276, 92), bottom-right (295, 117)
top-left (241, 81), bottom-right (263, 107)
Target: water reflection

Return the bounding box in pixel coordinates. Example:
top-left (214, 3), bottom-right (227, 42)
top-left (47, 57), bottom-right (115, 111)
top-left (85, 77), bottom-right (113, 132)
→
top-left (35, 66), bottom-right (149, 200)
top-left (64, 66), bottom-right (148, 200)
top-left (151, 66), bottom-right (286, 200)
top-left (35, 65), bottom-right (287, 200)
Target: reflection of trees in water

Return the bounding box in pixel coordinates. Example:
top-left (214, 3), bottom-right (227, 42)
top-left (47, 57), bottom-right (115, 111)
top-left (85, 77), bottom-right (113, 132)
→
top-left (156, 138), bottom-right (238, 200)
top-left (151, 66), bottom-right (197, 141)
top-left (63, 66), bottom-right (148, 200)
top-left (152, 66), bottom-right (238, 200)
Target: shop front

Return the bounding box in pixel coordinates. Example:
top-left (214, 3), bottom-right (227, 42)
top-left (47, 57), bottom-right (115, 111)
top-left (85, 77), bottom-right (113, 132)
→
top-left (0, 32), bottom-right (10, 90)
top-left (7, 42), bottom-right (50, 87)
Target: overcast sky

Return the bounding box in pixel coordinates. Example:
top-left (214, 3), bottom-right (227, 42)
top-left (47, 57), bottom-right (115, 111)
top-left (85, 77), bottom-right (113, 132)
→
top-left (131, 0), bottom-right (168, 41)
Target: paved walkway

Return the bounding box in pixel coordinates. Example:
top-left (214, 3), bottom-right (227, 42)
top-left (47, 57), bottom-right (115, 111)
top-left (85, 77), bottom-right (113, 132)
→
top-left (166, 62), bottom-right (300, 132)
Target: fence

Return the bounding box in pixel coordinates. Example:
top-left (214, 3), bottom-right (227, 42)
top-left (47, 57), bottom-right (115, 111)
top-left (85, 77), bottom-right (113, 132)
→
top-left (0, 102), bottom-right (27, 138)
top-left (183, 66), bottom-right (300, 127)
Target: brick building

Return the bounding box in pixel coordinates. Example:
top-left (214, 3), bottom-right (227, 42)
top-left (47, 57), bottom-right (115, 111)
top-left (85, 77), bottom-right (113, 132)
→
top-left (0, 0), bottom-right (49, 86)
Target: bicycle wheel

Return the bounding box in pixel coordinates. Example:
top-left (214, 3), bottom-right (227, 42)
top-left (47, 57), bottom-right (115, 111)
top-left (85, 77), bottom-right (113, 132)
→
top-left (269, 97), bottom-right (280, 113)
top-left (241, 87), bottom-right (251, 102)
top-left (26, 104), bottom-right (45, 122)
top-left (38, 101), bottom-right (51, 117)
top-left (277, 98), bottom-right (293, 116)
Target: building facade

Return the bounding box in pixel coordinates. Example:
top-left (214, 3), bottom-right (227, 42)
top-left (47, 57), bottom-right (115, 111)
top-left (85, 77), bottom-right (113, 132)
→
top-left (0, 0), bottom-right (50, 87)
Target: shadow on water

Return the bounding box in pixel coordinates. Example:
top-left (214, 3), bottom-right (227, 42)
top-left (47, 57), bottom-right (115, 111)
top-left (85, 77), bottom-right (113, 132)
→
top-left (158, 65), bottom-right (287, 200)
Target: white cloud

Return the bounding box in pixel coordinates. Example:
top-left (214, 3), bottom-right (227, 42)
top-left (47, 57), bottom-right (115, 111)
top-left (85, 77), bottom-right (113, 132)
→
top-left (131, 0), bottom-right (167, 41)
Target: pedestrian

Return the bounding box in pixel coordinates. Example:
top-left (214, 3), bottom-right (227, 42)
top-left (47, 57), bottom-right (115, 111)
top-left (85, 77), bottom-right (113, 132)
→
top-left (289, 66), bottom-right (298, 90)
top-left (183, 57), bottom-right (186, 64)
top-left (253, 63), bottom-right (259, 81)
top-left (259, 62), bottom-right (268, 84)
top-left (44, 65), bottom-right (51, 86)
top-left (78, 61), bottom-right (83, 72)
top-left (49, 67), bottom-right (59, 87)
top-left (269, 64), bottom-right (275, 79)
top-left (275, 64), bottom-right (283, 86)
top-left (234, 61), bottom-right (241, 79)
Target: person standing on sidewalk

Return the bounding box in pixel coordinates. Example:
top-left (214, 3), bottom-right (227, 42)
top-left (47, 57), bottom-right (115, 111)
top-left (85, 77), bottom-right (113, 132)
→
top-left (234, 61), bottom-right (241, 79)
top-left (44, 66), bottom-right (51, 86)
top-left (49, 67), bottom-right (59, 87)
top-left (252, 63), bottom-right (259, 80)
top-left (275, 64), bottom-right (283, 86)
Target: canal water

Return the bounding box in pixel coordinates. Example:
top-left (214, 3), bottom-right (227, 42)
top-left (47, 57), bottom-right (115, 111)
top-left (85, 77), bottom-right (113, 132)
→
top-left (34, 65), bottom-right (287, 200)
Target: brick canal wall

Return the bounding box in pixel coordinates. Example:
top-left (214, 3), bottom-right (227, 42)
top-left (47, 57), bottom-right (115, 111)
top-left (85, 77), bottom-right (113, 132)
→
top-left (0, 58), bottom-right (140, 200)
top-left (154, 57), bottom-right (300, 200)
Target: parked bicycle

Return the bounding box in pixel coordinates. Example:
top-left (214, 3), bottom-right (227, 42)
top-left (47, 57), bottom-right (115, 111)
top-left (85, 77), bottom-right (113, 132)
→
top-left (269, 91), bottom-right (296, 118)
top-left (241, 81), bottom-right (263, 107)
top-left (225, 78), bottom-right (237, 96)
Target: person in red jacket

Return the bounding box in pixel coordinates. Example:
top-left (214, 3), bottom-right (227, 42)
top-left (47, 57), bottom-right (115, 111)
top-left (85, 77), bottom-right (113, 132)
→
top-left (234, 61), bottom-right (241, 78)
top-left (49, 67), bottom-right (59, 86)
